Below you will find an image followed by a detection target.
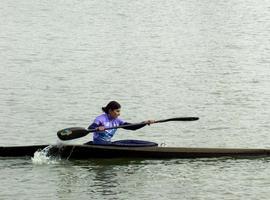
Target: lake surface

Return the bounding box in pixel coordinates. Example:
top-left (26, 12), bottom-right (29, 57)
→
top-left (0, 0), bottom-right (270, 199)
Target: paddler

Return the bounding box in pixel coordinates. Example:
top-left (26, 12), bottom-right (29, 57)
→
top-left (88, 101), bottom-right (155, 145)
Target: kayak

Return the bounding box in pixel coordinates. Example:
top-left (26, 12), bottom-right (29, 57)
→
top-left (1, 143), bottom-right (270, 159)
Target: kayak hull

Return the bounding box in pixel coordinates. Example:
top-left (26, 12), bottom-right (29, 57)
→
top-left (1, 144), bottom-right (270, 159)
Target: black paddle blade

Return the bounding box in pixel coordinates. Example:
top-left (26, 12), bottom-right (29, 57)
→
top-left (57, 127), bottom-right (90, 141)
top-left (156, 117), bottom-right (199, 123)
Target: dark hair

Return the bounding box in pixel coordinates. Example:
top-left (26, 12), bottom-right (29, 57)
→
top-left (102, 101), bottom-right (121, 114)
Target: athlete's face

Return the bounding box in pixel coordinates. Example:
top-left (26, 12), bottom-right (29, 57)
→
top-left (109, 109), bottom-right (121, 119)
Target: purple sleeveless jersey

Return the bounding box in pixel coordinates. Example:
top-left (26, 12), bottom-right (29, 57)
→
top-left (92, 113), bottom-right (126, 143)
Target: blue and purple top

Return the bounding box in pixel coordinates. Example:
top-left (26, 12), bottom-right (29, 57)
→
top-left (88, 113), bottom-right (146, 144)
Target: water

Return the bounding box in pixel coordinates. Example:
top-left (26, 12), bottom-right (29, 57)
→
top-left (0, 0), bottom-right (270, 199)
top-left (31, 145), bottom-right (61, 165)
top-left (2, 157), bottom-right (270, 199)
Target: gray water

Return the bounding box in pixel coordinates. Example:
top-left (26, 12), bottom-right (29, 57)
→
top-left (1, 0), bottom-right (270, 199)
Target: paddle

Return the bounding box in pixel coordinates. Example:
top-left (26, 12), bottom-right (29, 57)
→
top-left (57, 117), bottom-right (199, 141)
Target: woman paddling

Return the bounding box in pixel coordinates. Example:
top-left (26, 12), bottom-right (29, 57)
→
top-left (88, 101), bottom-right (155, 145)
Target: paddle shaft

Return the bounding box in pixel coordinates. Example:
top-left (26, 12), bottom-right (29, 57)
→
top-left (86, 117), bottom-right (199, 133)
top-left (57, 117), bottom-right (199, 140)
top-left (87, 122), bottom-right (148, 133)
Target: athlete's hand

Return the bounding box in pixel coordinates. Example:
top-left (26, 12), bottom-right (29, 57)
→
top-left (145, 120), bottom-right (155, 125)
top-left (96, 126), bottom-right (105, 131)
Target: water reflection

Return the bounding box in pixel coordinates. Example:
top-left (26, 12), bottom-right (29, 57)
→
top-left (55, 159), bottom-right (146, 199)
top-left (89, 162), bottom-right (121, 197)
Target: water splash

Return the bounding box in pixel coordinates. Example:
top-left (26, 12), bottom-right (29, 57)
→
top-left (31, 145), bottom-right (60, 165)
